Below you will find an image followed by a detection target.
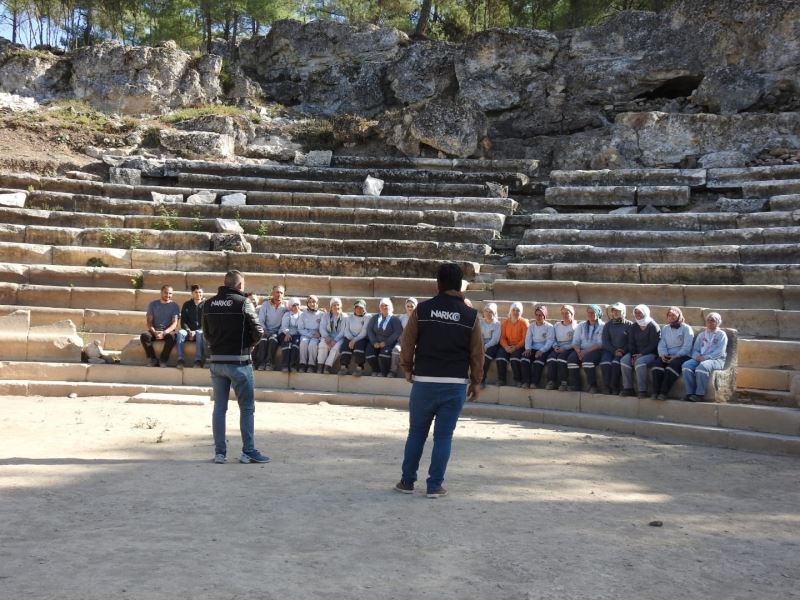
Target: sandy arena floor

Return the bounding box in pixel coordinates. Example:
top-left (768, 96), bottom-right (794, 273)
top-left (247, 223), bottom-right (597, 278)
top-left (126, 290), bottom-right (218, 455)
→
top-left (0, 395), bottom-right (798, 600)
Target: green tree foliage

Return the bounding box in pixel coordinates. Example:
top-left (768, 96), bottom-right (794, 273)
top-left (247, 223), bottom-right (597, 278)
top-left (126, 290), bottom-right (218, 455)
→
top-left (0, 0), bottom-right (675, 50)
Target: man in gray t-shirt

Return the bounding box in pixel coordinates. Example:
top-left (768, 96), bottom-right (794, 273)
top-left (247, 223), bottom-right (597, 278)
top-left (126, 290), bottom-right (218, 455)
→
top-left (140, 285), bottom-right (181, 367)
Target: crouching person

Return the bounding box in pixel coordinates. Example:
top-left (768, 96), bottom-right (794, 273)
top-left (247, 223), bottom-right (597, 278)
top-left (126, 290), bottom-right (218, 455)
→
top-left (338, 299), bottom-right (370, 376)
top-left (682, 312), bottom-right (728, 402)
top-left (366, 298), bottom-right (403, 377)
top-left (317, 298), bottom-right (346, 374)
top-left (567, 304), bottom-right (604, 393)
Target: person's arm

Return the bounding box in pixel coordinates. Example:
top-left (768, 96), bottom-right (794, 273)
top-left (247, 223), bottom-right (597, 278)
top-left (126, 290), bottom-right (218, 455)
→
top-left (180, 302), bottom-right (191, 332)
top-left (163, 305), bottom-right (180, 334)
top-left (366, 315), bottom-right (379, 345)
top-left (602, 324), bottom-right (614, 353)
top-left (539, 324), bottom-right (555, 355)
top-left (280, 313), bottom-right (292, 336)
top-left (571, 323), bottom-right (584, 353)
top-left (244, 298), bottom-right (264, 347)
top-left (468, 317), bottom-right (484, 401)
top-left (657, 330), bottom-right (668, 358)
top-left (383, 317), bottom-right (403, 348)
top-left (486, 322), bottom-right (500, 349)
top-left (399, 310), bottom-right (418, 380)
top-left (586, 323), bottom-right (603, 353)
top-left (677, 324), bottom-right (694, 357)
top-left (640, 324), bottom-right (660, 356)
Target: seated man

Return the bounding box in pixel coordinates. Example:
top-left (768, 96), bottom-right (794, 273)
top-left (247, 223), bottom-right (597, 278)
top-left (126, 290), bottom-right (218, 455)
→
top-left (140, 285), bottom-right (181, 367)
top-left (176, 284), bottom-right (205, 369)
top-left (254, 285), bottom-right (288, 371)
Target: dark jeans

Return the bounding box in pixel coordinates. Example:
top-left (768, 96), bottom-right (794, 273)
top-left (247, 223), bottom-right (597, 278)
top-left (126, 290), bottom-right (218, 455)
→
top-left (599, 350), bottom-right (624, 392)
top-left (366, 344), bottom-right (393, 375)
top-left (140, 330), bottom-right (176, 363)
top-left (210, 362), bottom-right (256, 457)
top-left (567, 348), bottom-right (603, 388)
top-left (281, 334), bottom-right (301, 369)
top-left (339, 337), bottom-right (368, 367)
top-left (496, 347), bottom-right (524, 383)
top-left (482, 344), bottom-right (500, 383)
top-left (521, 348), bottom-right (548, 386)
top-left (652, 355), bottom-right (691, 395)
top-left (547, 348), bottom-right (571, 384)
top-left (400, 382), bottom-right (467, 493)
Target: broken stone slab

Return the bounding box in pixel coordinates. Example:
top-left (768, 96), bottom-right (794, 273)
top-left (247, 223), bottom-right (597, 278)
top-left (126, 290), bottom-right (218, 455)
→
top-left (215, 218), bottom-right (244, 234)
top-left (151, 191), bottom-right (183, 203)
top-left (363, 175), bottom-right (384, 196)
top-left (609, 206), bottom-right (638, 215)
top-left (159, 130), bottom-right (235, 159)
top-left (220, 193), bottom-right (247, 207)
top-left (27, 319), bottom-right (84, 362)
top-left (212, 232), bottom-right (251, 252)
top-left (741, 179), bottom-right (800, 198)
top-left (639, 205), bottom-right (662, 214)
top-left (715, 197), bottom-right (768, 213)
top-left (698, 151), bottom-right (748, 169)
top-left (295, 150), bottom-right (333, 167)
top-left (0, 192), bottom-right (26, 208)
top-left (485, 182), bottom-right (509, 198)
top-left (186, 190), bottom-right (217, 205)
top-left (127, 392), bottom-right (209, 405)
top-left (0, 309), bottom-right (31, 360)
top-left (109, 167), bottom-right (141, 186)
top-left (545, 186), bottom-right (636, 207)
top-left (637, 186), bottom-right (690, 207)
top-left (65, 171), bottom-right (103, 182)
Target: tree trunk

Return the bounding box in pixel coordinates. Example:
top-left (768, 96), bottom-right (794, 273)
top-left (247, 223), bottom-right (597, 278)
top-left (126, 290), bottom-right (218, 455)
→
top-left (413, 0), bottom-right (433, 39)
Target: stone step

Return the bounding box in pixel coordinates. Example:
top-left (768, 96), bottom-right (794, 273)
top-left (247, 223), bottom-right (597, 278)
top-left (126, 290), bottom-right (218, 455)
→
top-left (515, 243), bottom-right (800, 264)
top-left (329, 155), bottom-right (539, 175)
top-left (520, 226), bottom-right (800, 247)
top-left (544, 185), bottom-right (690, 207)
top-left (0, 225), bottom-right (491, 262)
top-left (506, 263), bottom-right (800, 285)
top-left (707, 165), bottom-right (800, 185)
top-left (0, 241), bottom-right (480, 279)
top-left (735, 389), bottom-right (798, 409)
top-left (0, 206), bottom-right (497, 244)
top-left (175, 172), bottom-right (498, 198)
top-left (489, 280), bottom-right (800, 310)
top-left (737, 368), bottom-right (798, 394)
top-left (512, 211), bottom-right (799, 231)
top-left (770, 195), bottom-right (800, 211)
top-left (549, 168), bottom-right (706, 187)
top-left (741, 179), bottom-right (800, 198)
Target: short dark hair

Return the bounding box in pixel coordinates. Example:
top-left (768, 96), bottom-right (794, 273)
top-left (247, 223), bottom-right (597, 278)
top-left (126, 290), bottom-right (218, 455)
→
top-left (160, 284), bottom-right (172, 292)
top-left (224, 270), bottom-right (244, 288)
top-left (437, 263), bottom-right (462, 292)
top-left (190, 284), bottom-right (202, 292)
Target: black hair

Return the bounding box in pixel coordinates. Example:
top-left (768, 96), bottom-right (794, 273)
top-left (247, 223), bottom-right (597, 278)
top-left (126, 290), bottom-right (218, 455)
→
top-left (437, 263), bottom-right (462, 292)
top-left (190, 284), bottom-right (201, 292)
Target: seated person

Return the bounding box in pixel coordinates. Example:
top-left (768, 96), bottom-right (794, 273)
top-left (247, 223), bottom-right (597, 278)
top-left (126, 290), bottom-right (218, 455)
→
top-left (497, 302), bottom-right (529, 387)
top-left (280, 298), bottom-right (302, 372)
top-left (599, 302), bottom-right (632, 395)
top-left (140, 285), bottom-right (181, 367)
top-left (317, 298), bottom-right (347, 374)
top-left (479, 302), bottom-right (501, 388)
top-left (651, 306), bottom-right (694, 400)
top-left (298, 294), bottom-right (324, 373)
top-left (521, 304), bottom-right (554, 389)
top-left (254, 285), bottom-right (287, 371)
top-left (566, 304), bottom-right (604, 393)
top-left (546, 305), bottom-right (577, 391)
top-left (176, 284), bottom-right (205, 369)
top-left (682, 312), bottom-right (728, 403)
top-left (389, 297), bottom-right (417, 378)
top-left (338, 299), bottom-right (371, 376)
top-left (366, 298), bottom-right (403, 377)
top-left (620, 304), bottom-right (661, 398)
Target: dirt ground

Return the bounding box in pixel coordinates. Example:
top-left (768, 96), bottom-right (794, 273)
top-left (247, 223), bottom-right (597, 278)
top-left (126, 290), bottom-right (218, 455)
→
top-left (0, 395), bottom-right (798, 600)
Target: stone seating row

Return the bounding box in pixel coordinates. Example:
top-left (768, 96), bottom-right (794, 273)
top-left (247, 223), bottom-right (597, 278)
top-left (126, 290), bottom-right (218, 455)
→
top-left (514, 211), bottom-right (799, 231)
top-left (0, 225), bottom-right (491, 262)
top-left (544, 185), bottom-right (690, 207)
top-left (506, 262), bottom-right (799, 285)
top-left (0, 242), bottom-right (479, 278)
top-left (329, 155), bottom-right (539, 175)
top-left (730, 180), bottom-right (800, 198)
top-left (770, 195), bottom-right (800, 211)
top-left (0, 173), bottom-right (519, 215)
top-left (515, 243), bottom-right (800, 264)
top-left (521, 227), bottom-right (800, 247)
top-left (549, 168), bottom-right (707, 188)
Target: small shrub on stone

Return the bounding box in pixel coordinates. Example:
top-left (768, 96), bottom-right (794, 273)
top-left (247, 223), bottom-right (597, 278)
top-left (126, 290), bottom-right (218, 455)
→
top-left (130, 271), bottom-right (144, 289)
top-left (153, 206), bottom-right (178, 230)
top-left (86, 257), bottom-right (108, 268)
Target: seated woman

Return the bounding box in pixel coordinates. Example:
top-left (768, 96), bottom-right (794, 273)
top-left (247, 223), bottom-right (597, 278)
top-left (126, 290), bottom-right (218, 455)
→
top-left (338, 299), bottom-right (371, 376)
top-left (620, 304), bottom-right (661, 398)
top-left (521, 304), bottom-right (554, 389)
top-left (317, 297), bottom-right (347, 374)
top-left (479, 302), bottom-right (502, 388)
top-left (366, 298), bottom-right (403, 377)
top-left (280, 298), bottom-right (302, 372)
top-left (682, 312), bottom-right (728, 402)
top-left (546, 305), bottom-right (578, 391)
top-left (496, 302), bottom-right (529, 387)
top-left (567, 304), bottom-right (604, 393)
top-left (599, 302), bottom-right (632, 395)
top-left (651, 306), bottom-right (694, 400)
top-left (389, 297), bottom-right (417, 378)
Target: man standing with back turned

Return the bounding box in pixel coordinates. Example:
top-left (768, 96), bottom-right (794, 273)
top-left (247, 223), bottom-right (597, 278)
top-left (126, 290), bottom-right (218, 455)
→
top-left (395, 263), bottom-right (483, 498)
top-left (202, 270), bottom-right (270, 465)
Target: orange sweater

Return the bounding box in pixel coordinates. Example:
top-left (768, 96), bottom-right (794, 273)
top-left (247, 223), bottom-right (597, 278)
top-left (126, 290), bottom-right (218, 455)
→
top-left (500, 318), bottom-right (529, 348)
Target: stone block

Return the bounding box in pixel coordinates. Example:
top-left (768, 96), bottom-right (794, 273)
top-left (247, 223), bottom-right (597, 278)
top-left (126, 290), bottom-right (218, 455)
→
top-left (778, 311), bottom-right (800, 338)
top-left (94, 268), bottom-right (139, 289)
top-left (221, 193), bottom-right (247, 206)
top-left (545, 186), bottom-right (636, 207)
top-left (142, 270), bottom-right (187, 292)
top-left (215, 218), bottom-right (243, 234)
top-left (736, 367), bottom-right (790, 391)
top-left (0, 191), bottom-right (26, 207)
top-left (284, 275), bottom-right (332, 297)
top-left (181, 366), bottom-right (215, 388)
top-left (0, 360), bottom-right (88, 381)
top-left (727, 430), bottom-right (800, 456)
top-left (26, 382), bottom-right (84, 396)
top-left (88, 363), bottom-right (182, 385)
top-left (0, 381), bottom-right (28, 395)
top-left (640, 264), bottom-right (739, 286)
top-left (27, 307), bottom-right (84, 328)
top-left (0, 241), bottom-right (52, 265)
top-left (705, 308), bottom-right (778, 337)
top-left (506, 264), bottom-right (554, 281)
top-left (741, 265), bottom-right (800, 285)
top-left (663, 245), bottom-right (739, 264)
top-left (229, 252), bottom-right (281, 274)
top-left (542, 411), bottom-right (638, 434)
top-left (634, 421), bottom-right (729, 448)
top-left (742, 179), bottom-right (800, 198)
top-left (717, 404), bottom-right (800, 436)
top-left (186, 191), bottom-right (217, 205)
top-left (127, 392), bottom-right (209, 405)
top-left (338, 375), bottom-right (411, 396)
top-left (373, 277), bottom-right (437, 298)
top-left (455, 212), bottom-right (505, 231)
top-left (27, 320), bottom-right (83, 362)
top-left (530, 389), bottom-right (580, 411)
top-left (132, 249), bottom-right (178, 270)
top-left (576, 282), bottom-right (683, 307)
top-left (497, 388), bottom-right (532, 408)
top-left (637, 186), bottom-right (690, 207)
top-left (0, 263), bottom-right (29, 283)
top-left (27, 265), bottom-right (86, 287)
top-left (715, 197), bottom-right (768, 213)
top-left (330, 277), bottom-right (373, 298)
top-left (253, 370), bottom-right (290, 390)
top-left (54, 246), bottom-right (132, 269)
top-left (152, 191), bottom-right (184, 203)
top-left (579, 393), bottom-right (639, 419)
top-left (288, 372), bottom-right (339, 392)
top-left (740, 244), bottom-right (800, 264)
top-left (554, 263), bottom-right (641, 283)
top-left (638, 398), bottom-right (718, 427)
top-left (176, 251), bottom-right (228, 272)
top-left (25, 225), bottom-right (79, 246)
top-left (184, 272), bottom-right (228, 291)
top-left (769, 194), bottom-right (800, 211)
top-left (109, 168), bottom-right (141, 186)
top-left (85, 309), bottom-right (141, 334)
top-left (738, 339), bottom-right (800, 369)
top-left (464, 403), bottom-right (546, 424)
top-left (493, 280), bottom-right (579, 303)
top-left (0, 282), bottom-right (18, 304)
top-left (684, 284), bottom-right (783, 309)
top-left (17, 284), bottom-right (71, 308)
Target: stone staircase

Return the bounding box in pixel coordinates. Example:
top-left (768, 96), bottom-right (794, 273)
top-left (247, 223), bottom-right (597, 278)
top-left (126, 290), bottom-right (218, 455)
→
top-left (0, 157), bottom-right (797, 455)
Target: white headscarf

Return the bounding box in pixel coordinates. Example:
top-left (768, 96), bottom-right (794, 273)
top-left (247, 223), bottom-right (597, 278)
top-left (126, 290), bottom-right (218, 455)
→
top-left (508, 302), bottom-right (524, 318)
top-left (634, 304), bottom-right (653, 327)
top-left (483, 302), bottom-right (499, 322)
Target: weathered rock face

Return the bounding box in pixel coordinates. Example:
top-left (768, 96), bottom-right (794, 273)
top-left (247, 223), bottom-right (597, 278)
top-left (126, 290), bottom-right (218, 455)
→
top-left (70, 41), bottom-right (222, 114)
top-left (174, 114), bottom-right (255, 153)
top-left (238, 19), bottom-right (408, 116)
top-left (0, 48), bottom-right (70, 97)
top-left (159, 129), bottom-right (235, 159)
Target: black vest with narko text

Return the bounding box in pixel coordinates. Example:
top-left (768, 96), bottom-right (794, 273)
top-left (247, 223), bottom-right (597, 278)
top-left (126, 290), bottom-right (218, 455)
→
top-left (413, 293), bottom-right (478, 384)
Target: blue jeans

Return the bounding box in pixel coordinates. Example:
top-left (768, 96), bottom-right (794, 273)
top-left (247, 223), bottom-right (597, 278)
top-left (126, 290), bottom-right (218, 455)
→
top-left (682, 358), bottom-right (725, 396)
top-left (210, 362), bottom-right (256, 457)
top-left (401, 382), bottom-right (466, 493)
top-left (176, 329), bottom-right (204, 361)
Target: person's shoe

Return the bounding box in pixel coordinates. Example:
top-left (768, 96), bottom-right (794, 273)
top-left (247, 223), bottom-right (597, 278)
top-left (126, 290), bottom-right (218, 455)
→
top-left (522, 383), bottom-right (531, 389)
top-left (149, 358), bottom-right (160, 367)
top-left (387, 371), bottom-right (396, 378)
top-left (545, 381), bottom-right (555, 391)
top-left (176, 359), bottom-right (185, 370)
top-left (353, 366), bottom-right (363, 377)
top-left (159, 361), bottom-right (168, 368)
top-left (638, 391), bottom-right (648, 399)
top-left (558, 382), bottom-right (568, 391)
top-left (316, 365), bottom-right (324, 374)
top-left (497, 380), bottom-right (505, 387)
top-left (587, 385), bottom-right (598, 394)
top-left (265, 362), bottom-right (273, 371)
top-left (393, 480), bottom-right (414, 494)
top-left (656, 393), bottom-right (666, 400)
top-left (480, 381), bottom-right (487, 389)
top-left (338, 366), bottom-right (348, 376)
top-left (213, 454), bottom-right (226, 464)
top-left (687, 394), bottom-right (702, 403)
top-left (194, 360), bottom-right (203, 368)
top-left (372, 371), bottom-right (380, 377)
top-left (239, 451), bottom-right (271, 464)
top-left (620, 388), bottom-right (635, 397)
top-left (281, 367), bottom-right (289, 373)
top-left (529, 383), bottom-right (537, 390)
top-left (426, 487), bottom-right (448, 499)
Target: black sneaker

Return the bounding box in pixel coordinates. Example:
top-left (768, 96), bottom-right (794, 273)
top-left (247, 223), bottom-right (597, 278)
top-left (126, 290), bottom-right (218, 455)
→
top-left (194, 360), bottom-right (203, 368)
top-left (394, 480), bottom-right (414, 494)
top-left (149, 358), bottom-right (160, 367)
top-left (176, 359), bottom-right (185, 370)
top-left (239, 451), bottom-right (271, 464)
top-left (426, 487), bottom-right (448, 499)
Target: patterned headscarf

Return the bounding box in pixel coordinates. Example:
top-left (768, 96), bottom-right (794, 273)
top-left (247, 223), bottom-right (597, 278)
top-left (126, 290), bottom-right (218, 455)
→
top-left (533, 304), bottom-right (548, 320)
top-left (667, 306), bottom-right (684, 328)
top-left (587, 304), bottom-right (604, 324)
